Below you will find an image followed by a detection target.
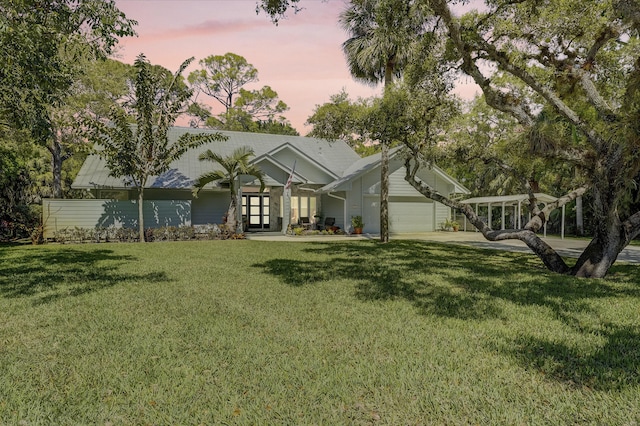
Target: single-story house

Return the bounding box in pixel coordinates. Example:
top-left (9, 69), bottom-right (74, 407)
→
top-left (42, 127), bottom-right (469, 238)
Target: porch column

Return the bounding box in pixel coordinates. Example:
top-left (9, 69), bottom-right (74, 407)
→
top-left (518, 200), bottom-right (522, 229)
top-left (236, 179), bottom-right (243, 234)
top-left (475, 203), bottom-right (479, 232)
top-left (282, 187), bottom-right (291, 235)
top-left (488, 203), bottom-right (492, 229)
top-left (501, 202), bottom-right (506, 230)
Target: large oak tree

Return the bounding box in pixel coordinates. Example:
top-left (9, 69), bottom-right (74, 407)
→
top-left (402, 0), bottom-right (640, 278)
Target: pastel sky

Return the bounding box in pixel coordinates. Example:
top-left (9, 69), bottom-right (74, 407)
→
top-left (112, 0), bottom-right (479, 134)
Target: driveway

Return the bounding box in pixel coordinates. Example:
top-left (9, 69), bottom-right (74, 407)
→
top-left (246, 231), bottom-right (640, 264)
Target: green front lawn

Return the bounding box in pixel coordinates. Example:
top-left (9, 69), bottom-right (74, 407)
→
top-left (1, 240), bottom-right (639, 424)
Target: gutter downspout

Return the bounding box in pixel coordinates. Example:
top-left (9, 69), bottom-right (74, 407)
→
top-left (328, 192), bottom-right (347, 232)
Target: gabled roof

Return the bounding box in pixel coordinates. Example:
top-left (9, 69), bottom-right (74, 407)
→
top-left (317, 146), bottom-right (404, 193)
top-left (317, 147), bottom-right (469, 195)
top-left (73, 128), bottom-right (361, 190)
top-left (251, 142), bottom-right (340, 185)
top-left (252, 155), bottom-right (310, 185)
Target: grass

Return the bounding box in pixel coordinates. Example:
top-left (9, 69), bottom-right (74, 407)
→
top-left (1, 239), bottom-right (639, 425)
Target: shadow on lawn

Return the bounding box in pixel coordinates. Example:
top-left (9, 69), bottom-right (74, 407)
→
top-left (505, 324), bottom-right (640, 391)
top-left (0, 246), bottom-right (169, 305)
top-left (255, 239), bottom-right (640, 390)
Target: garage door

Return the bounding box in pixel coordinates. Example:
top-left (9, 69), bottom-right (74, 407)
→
top-left (389, 200), bottom-right (433, 233)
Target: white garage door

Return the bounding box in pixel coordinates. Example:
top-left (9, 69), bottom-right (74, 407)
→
top-left (389, 200), bottom-right (434, 233)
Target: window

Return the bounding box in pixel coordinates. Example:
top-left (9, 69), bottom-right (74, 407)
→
top-left (281, 195), bottom-right (317, 224)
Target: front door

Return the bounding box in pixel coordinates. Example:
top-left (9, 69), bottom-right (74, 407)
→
top-left (243, 195), bottom-right (270, 230)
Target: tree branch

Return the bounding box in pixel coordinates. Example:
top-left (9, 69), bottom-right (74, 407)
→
top-left (403, 141), bottom-right (594, 274)
top-left (623, 210), bottom-right (640, 245)
top-left (428, 0), bottom-right (534, 127)
top-left (430, 0), bottom-right (611, 152)
top-left (477, 39), bottom-right (609, 150)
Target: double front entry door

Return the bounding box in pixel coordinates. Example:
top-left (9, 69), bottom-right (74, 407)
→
top-left (242, 195), bottom-right (269, 230)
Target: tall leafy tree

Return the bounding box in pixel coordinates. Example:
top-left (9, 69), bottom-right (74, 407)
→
top-left (0, 128), bottom-right (42, 241)
top-left (210, 86), bottom-right (297, 134)
top-left (188, 53), bottom-right (258, 114)
top-left (87, 54), bottom-right (226, 242)
top-left (340, 0), bottom-right (429, 242)
top-left (402, 0), bottom-right (640, 278)
top-left (0, 0), bottom-right (137, 198)
top-left (188, 53), bottom-right (296, 134)
top-left (193, 147), bottom-right (265, 234)
top-left (306, 90), bottom-right (374, 154)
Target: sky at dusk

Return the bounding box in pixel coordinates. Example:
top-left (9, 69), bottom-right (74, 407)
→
top-left (112, 0), bottom-right (479, 134)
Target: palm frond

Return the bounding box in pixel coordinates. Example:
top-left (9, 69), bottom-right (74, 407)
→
top-left (192, 170), bottom-right (227, 195)
top-left (198, 149), bottom-right (225, 165)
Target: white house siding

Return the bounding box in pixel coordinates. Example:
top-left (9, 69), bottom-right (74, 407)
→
top-left (389, 167), bottom-right (421, 196)
top-left (42, 199), bottom-right (191, 239)
top-left (415, 167), bottom-right (452, 195)
top-left (320, 193), bottom-right (346, 230)
top-left (191, 191), bottom-right (229, 225)
top-left (256, 161), bottom-right (289, 187)
top-left (357, 160), bottom-right (448, 234)
top-left (389, 196), bottom-right (435, 233)
top-left (347, 178), bottom-right (364, 232)
top-left (363, 195), bottom-right (380, 233)
top-left (435, 202), bottom-right (451, 229)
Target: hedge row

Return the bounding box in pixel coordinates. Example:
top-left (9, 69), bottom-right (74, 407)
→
top-left (51, 224), bottom-right (239, 244)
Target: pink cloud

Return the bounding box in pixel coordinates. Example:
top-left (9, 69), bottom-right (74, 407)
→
top-left (112, 0), bottom-right (475, 134)
top-left (123, 19), bottom-right (273, 45)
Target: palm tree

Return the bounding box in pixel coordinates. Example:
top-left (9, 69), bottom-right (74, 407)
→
top-left (193, 146), bottom-right (265, 234)
top-left (340, 0), bottom-right (427, 242)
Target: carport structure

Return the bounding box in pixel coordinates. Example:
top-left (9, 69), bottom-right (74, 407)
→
top-left (459, 193), bottom-right (566, 239)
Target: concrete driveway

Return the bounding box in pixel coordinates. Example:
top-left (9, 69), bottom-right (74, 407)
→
top-left (396, 231), bottom-right (640, 264)
top-left (246, 230), bottom-right (640, 264)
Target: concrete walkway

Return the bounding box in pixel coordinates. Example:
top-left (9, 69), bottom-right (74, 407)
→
top-left (245, 231), bottom-right (640, 264)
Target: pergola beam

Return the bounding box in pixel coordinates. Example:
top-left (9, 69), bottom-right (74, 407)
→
top-left (460, 192), bottom-right (566, 239)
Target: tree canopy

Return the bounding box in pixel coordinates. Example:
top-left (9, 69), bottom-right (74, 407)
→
top-left (0, 0), bottom-right (137, 198)
top-left (0, 0), bottom-right (136, 134)
top-left (306, 90), bottom-right (374, 154)
top-left (188, 52), bottom-right (297, 135)
top-left (402, 0), bottom-right (640, 278)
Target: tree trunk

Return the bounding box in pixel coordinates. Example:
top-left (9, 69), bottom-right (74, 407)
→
top-left (226, 186), bottom-right (239, 235)
top-left (571, 238), bottom-right (622, 278)
top-left (49, 139), bottom-right (64, 199)
top-left (138, 187), bottom-right (145, 242)
top-left (380, 62), bottom-right (394, 243)
top-left (569, 171), bottom-right (627, 277)
top-left (571, 218), bottom-right (625, 278)
top-left (380, 141), bottom-right (390, 243)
